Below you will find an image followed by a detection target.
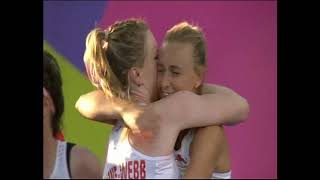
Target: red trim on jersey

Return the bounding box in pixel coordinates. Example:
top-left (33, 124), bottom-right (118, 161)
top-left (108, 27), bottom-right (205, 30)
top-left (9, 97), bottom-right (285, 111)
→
top-left (55, 132), bottom-right (64, 141)
top-left (175, 154), bottom-right (187, 164)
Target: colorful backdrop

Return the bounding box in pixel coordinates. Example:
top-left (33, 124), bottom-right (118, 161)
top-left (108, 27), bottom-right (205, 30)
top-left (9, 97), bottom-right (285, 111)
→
top-left (44, 1), bottom-right (277, 178)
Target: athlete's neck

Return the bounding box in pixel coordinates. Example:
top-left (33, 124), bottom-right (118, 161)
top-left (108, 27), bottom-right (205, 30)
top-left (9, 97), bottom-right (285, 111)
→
top-left (128, 84), bottom-right (152, 105)
top-left (43, 122), bottom-right (58, 178)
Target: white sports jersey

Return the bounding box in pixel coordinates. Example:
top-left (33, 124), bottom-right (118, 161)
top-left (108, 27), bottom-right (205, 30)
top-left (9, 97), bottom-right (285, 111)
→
top-left (174, 130), bottom-right (232, 179)
top-left (50, 140), bottom-right (71, 179)
top-left (103, 121), bottom-right (179, 179)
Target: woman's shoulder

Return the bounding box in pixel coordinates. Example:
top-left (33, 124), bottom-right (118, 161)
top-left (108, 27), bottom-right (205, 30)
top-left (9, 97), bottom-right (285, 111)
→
top-left (69, 144), bottom-right (102, 178)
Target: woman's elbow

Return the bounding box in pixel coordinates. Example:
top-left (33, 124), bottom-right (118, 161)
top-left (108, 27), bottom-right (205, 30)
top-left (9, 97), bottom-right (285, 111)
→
top-left (75, 96), bottom-right (82, 111)
top-left (227, 96), bottom-right (250, 126)
top-left (75, 95), bottom-right (97, 119)
top-left (238, 97), bottom-right (250, 123)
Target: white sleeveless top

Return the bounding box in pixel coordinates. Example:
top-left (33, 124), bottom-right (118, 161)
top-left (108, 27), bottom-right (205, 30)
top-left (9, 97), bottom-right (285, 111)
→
top-left (49, 140), bottom-right (71, 179)
top-left (174, 130), bottom-right (232, 179)
top-left (103, 121), bottom-right (179, 179)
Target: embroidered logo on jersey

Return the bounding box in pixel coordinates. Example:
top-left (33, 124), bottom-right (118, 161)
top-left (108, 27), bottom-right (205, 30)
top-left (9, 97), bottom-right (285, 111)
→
top-left (105, 160), bottom-right (146, 179)
top-left (175, 154), bottom-right (187, 164)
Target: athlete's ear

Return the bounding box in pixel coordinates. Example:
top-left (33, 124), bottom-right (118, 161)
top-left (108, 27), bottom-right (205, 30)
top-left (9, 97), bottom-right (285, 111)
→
top-left (128, 67), bottom-right (144, 87)
top-left (194, 80), bottom-right (201, 89)
top-left (194, 66), bottom-right (207, 89)
top-left (43, 87), bottom-right (56, 114)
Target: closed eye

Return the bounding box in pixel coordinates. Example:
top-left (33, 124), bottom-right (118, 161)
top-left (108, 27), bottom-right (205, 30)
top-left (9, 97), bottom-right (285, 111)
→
top-left (169, 65), bottom-right (181, 76)
top-left (157, 68), bottom-right (165, 73)
top-left (157, 65), bottom-right (165, 73)
top-left (154, 54), bottom-right (159, 60)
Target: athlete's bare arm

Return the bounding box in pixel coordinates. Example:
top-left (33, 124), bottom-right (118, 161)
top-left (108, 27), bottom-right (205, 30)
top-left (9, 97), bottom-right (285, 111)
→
top-left (75, 90), bottom-right (156, 135)
top-left (151, 89), bottom-right (249, 132)
top-left (180, 83), bottom-right (235, 178)
top-left (70, 145), bottom-right (102, 179)
top-left (75, 90), bottom-right (119, 125)
top-left (200, 83), bottom-right (249, 126)
top-left (112, 88), bottom-right (248, 144)
top-left (182, 126), bottom-right (229, 178)
top-left (76, 84), bottom-right (248, 128)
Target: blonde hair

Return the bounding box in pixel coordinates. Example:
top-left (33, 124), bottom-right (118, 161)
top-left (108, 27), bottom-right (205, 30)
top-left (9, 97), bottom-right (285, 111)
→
top-left (84, 18), bottom-right (148, 100)
top-left (164, 21), bottom-right (207, 76)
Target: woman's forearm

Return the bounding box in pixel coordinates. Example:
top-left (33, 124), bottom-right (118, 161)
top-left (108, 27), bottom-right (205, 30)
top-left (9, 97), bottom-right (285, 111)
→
top-left (75, 90), bottom-right (120, 124)
top-left (152, 90), bottom-right (249, 131)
